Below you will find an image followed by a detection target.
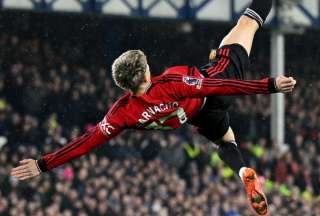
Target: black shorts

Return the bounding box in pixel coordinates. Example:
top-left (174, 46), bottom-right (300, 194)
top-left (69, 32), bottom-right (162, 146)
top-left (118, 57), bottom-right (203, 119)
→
top-left (190, 44), bottom-right (249, 141)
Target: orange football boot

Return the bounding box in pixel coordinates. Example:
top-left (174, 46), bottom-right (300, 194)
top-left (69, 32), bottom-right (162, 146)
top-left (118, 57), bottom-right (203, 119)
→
top-left (242, 168), bottom-right (269, 215)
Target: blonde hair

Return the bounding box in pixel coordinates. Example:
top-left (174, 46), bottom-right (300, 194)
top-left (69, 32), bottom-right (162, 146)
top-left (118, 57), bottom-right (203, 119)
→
top-left (112, 50), bottom-right (147, 92)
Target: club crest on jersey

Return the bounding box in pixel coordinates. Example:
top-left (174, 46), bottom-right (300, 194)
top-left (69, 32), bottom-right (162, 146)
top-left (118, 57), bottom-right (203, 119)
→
top-left (183, 76), bottom-right (202, 89)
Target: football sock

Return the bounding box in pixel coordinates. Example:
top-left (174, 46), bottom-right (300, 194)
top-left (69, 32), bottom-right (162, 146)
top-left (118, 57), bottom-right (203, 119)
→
top-left (244, 0), bottom-right (273, 27)
top-left (218, 141), bottom-right (246, 174)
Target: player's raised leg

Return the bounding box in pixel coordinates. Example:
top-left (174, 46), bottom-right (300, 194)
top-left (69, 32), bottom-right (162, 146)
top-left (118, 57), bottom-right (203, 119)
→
top-left (218, 0), bottom-right (273, 56)
top-left (217, 128), bottom-right (269, 215)
top-left (206, 0), bottom-right (273, 80)
top-left (219, 16), bottom-right (258, 56)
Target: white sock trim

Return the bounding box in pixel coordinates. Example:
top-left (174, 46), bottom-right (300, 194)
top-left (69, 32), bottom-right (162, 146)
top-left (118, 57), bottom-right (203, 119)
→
top-left (244, 8), bottom-right (264, 26)
top-left (239, 167), bottom-right (247, 181)
top-left (230, 141), bottom-right (237, 146)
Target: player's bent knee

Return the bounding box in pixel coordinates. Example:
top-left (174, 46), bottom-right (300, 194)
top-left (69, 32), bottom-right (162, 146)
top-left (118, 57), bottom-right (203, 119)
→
top-left (219, 17), bottom-right (258, 55)
top-left (221, 127), bottom-right (235, 143)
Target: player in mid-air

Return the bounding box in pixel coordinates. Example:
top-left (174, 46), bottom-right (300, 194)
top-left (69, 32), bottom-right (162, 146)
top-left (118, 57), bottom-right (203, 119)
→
top-left (11, 0), bottom-right (296, 215)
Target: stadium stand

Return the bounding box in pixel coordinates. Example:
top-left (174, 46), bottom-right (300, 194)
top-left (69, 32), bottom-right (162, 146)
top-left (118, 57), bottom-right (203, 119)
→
top-left (1, 12), bottom-right (320, 216)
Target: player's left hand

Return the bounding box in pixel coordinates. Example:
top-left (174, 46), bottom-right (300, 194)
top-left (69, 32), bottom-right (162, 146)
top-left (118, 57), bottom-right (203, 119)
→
top-left (275, 75), bottom-right (297, 93)
top-left (11, 159), bottom-right (41, 180)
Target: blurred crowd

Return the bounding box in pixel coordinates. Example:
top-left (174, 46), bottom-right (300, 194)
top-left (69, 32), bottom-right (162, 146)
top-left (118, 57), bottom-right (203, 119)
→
top-left (1, 14), bottom-right (320, 216)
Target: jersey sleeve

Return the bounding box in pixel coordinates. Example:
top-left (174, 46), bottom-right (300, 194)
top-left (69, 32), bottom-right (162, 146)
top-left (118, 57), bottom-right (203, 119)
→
top-left (37, 112), bottom-right (126, 172)
top-left (163, 73), bottom-right (277, 100)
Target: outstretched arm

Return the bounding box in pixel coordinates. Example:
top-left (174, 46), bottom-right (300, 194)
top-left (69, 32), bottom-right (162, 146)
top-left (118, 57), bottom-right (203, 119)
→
top-left (11, 116), bottom-right (124, 180)
top-left (165, 74), bottom-right (296, 100)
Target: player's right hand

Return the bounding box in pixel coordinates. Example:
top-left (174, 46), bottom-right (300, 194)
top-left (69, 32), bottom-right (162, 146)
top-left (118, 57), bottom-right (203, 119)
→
top-left (275, 75), bottom-right (296, 93)
top-left (11, 159), bottom-right (41, 181)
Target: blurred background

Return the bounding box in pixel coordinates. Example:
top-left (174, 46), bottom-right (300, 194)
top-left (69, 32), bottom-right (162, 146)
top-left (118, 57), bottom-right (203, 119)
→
top-left (0, 0), bottom-right (320, 215)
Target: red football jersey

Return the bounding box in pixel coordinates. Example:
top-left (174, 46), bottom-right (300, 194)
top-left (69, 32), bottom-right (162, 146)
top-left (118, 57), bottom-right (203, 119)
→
top-left (37, 66), bottom-right (276, 171)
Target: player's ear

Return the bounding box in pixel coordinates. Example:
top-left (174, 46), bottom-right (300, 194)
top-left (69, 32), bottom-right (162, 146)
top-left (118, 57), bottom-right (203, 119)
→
top-left (143, 72), bottom-right (147, 82)
top-left (144, 66), bottom-right (151, 82)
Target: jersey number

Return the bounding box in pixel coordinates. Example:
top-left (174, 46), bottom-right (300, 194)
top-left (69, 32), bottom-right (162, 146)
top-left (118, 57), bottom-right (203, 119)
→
top-left (145, 108), bottom-right (187, 131)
